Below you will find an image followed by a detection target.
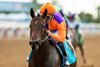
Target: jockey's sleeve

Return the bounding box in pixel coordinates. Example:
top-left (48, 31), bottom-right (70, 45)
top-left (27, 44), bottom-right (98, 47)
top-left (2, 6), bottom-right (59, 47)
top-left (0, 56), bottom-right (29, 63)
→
top-left (50, 21), bottom-right (66, 42)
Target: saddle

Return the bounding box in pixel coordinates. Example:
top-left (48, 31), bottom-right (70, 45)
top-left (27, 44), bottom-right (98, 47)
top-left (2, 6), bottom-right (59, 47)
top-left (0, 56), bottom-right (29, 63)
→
top-left (54, 40), bottom-right (76, 67)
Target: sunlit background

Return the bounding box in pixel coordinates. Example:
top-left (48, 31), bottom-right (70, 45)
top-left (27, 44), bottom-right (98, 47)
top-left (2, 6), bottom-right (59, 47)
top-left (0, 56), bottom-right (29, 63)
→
top-left (0, 0), bottom-right (100, 38)
top-left (0, 0), bottom-right (100, 67)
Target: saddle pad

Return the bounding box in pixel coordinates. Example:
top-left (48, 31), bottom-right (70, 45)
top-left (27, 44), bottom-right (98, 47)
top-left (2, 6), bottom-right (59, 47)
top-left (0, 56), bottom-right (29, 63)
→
top-left (63, 40), bottom-right (76, 64)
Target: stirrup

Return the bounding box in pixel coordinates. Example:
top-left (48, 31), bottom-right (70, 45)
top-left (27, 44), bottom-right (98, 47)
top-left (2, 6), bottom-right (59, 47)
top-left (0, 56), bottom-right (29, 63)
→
top-left (65, 60), bottom-right (70, 66)
top-left (26, 56), bottom-right (29, 63)
top-left (63, 56), bottom-right (70, 66)
top-left (63, 56), bottom-right (69, 66)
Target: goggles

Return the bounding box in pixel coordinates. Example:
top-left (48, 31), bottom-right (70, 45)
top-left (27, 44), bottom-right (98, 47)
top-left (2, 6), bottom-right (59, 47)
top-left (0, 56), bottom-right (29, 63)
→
top-left (46, 15), bottom-right (53, 20)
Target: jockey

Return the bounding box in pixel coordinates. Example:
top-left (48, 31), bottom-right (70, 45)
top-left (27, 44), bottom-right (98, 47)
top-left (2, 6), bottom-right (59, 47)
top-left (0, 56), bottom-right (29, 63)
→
top-left (66, 12), bottom-right (81, 43)
top-left (40, 2), bottom-right (68, 65)
top-left (67, 12), bottom-right (81, 29)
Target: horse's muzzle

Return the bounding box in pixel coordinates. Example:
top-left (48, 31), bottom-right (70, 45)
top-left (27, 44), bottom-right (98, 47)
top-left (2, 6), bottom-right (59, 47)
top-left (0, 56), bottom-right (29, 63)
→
top-left (29, 40), bottom-right (40, 50)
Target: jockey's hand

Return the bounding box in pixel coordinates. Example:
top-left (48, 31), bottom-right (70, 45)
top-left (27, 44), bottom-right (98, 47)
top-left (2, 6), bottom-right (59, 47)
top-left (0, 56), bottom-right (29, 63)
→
top-left (46, 30), bottom-right (52, 36)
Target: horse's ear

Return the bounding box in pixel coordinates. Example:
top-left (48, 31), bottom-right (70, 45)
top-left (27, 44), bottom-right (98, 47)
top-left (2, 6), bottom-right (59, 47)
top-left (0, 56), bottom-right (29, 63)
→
top-left (30, 8), bottom-right (35, 18)
top-left (42, 9), bottom-right (47, 18)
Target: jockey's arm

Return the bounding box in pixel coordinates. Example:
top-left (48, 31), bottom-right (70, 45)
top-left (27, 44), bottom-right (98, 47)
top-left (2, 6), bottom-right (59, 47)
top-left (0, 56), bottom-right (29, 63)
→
top-left (50, 21), bottom-right (66, 43)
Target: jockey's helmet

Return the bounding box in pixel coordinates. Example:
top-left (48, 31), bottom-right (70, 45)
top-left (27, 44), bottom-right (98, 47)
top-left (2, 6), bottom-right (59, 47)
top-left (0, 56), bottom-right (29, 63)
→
top-left (40, 3), bottom-right (55, 16)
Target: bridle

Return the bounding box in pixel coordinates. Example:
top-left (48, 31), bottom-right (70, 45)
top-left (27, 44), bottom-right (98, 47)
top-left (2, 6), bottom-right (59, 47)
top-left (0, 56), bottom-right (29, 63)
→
top-left (29, 17), bottom-right (49, 50)
top-left (29, 35), bottom-right (49, 50)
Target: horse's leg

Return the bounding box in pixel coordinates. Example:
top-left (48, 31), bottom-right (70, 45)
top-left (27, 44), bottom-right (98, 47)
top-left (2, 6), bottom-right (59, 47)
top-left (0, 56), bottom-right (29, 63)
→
top-left (79, 45), bottom-right (86, 64)
top-left (73, 44), bottom-right (77, 50)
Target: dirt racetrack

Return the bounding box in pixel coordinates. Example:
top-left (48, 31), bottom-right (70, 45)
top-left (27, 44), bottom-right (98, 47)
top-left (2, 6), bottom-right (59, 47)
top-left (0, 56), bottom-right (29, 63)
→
top-left (0, 35), bottom-right (100, 67)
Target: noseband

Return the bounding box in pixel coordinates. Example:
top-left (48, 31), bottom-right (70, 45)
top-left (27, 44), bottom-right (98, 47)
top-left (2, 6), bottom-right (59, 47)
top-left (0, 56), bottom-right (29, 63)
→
top-left (29, 35), bottom-right (49, 50)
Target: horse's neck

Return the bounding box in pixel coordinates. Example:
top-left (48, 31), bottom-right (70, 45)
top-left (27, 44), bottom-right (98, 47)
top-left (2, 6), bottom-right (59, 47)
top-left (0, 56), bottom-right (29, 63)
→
top-left (37, 40), bottom-right (56, 56)
top-left (37, 41), bottom-right (50, 54)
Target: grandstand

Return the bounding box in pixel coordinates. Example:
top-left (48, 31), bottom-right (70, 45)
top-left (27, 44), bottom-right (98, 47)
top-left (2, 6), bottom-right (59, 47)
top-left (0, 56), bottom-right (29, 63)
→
top-left (0, 1), bottom-right (99, 38)
top-left (0, 1), bottom-right (42, 38)
top-left (0, 2), bottom-right (41, 13)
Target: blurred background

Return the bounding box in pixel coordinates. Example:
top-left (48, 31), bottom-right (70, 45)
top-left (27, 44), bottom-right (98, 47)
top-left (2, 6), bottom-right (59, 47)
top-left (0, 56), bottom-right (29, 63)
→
top-left (0, 0), bottom-right (100, 67)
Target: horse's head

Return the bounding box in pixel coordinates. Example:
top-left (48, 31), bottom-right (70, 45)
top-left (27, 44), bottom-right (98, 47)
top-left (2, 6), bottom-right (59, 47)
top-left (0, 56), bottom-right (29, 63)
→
top-left (29, 8), bottom-right (48, 50)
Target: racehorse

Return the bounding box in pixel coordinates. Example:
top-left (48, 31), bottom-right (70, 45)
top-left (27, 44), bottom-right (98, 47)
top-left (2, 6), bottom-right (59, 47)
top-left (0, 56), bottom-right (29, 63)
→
top-left (28, 8), bottom-right (76, 67)
top-left (68, 27), bottom-right (86, 64)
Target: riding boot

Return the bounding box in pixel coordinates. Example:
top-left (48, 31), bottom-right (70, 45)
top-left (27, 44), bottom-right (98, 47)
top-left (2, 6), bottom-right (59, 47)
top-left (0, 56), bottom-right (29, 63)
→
top-left (57, 42), bottom-right (67, 61)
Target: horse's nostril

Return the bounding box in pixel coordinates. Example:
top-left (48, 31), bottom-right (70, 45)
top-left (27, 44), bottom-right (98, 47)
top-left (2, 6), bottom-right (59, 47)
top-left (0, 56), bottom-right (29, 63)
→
top-left (35, 41), bottom-right (39, 44)
top-left (29, 41), bottom-right (32, 45)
